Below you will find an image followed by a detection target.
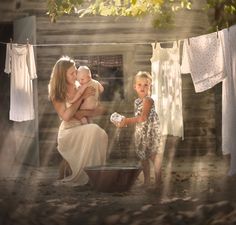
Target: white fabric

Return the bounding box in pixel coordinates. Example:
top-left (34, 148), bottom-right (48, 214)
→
top-left (56, 116), bottom-right (108, 186)
top-left (4, 43), bottom-right (37, 121)
top-left (151, 42), bottom-right (184, 139)
top-left (220, 25), bottom-right (236, 176)
top-left (181, 32), bottom-right (226, 93)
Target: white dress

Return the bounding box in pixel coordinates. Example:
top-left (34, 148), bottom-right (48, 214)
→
top-left (56, 102), bottom-right (108, 186)
top-left (220, 25), bottom-right (236, 176)
top-left (4, 43), bottom-right (37, 121)
top-left (150, 42), bottom-right (184, 139)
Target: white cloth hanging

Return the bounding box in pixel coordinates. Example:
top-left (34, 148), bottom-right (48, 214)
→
top-left (181, 32), bottom-right (226, 93)
top-left (220, 25), bottom-right (236, 176)
top-left (4, 43), bottom-right (37, 122)
top-left (150, 42), bottom-right (184, 139)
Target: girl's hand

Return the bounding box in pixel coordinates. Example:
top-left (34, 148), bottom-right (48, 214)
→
top-left (116, 118), bottom-right (126, 128)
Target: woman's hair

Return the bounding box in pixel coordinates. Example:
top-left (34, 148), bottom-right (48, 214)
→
top-left (134, 71), bottom-right (152, 83)
top-left (48, 56), bottom-right (75, 101)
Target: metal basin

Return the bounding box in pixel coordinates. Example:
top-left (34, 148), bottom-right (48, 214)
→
top-left (84, 165), bottom-right (142, 192)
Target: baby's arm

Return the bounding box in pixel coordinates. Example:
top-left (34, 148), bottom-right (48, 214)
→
top-left (98, 81), bottom-right (104, 93)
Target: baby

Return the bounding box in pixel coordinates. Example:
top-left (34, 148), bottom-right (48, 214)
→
top-left (70, 65), bottom-right (104, 124)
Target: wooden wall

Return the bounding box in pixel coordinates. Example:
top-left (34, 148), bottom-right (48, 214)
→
top-left (0, 0), bottom-right (222, 166)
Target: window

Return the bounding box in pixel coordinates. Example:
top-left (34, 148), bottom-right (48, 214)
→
top-left (75, 55), bottom-right (124, 101)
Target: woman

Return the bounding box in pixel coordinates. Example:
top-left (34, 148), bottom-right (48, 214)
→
top-left (48, 56), bottom-right (108, 186)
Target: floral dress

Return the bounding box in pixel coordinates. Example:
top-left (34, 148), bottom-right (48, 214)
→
top-left (134, 97), bottom-right (162, 160)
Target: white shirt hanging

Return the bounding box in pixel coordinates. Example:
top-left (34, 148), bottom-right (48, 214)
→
top-left (4, 43), bottom-right (37, 122)
top-left (220, 25), bottom-right (236, 176)
top-left (181, 32), bottom-right (226, 93)
top-left (151, 41), bottom-right (184, 139)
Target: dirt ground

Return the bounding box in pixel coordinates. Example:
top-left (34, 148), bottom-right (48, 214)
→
top-left (0, 155), bottom-right (236, 225)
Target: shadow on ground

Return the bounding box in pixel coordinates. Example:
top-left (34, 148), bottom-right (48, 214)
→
top-left (0, 155), bottom-right (236, 225)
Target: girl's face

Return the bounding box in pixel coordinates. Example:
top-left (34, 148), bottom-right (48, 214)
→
top-left (134, 77), bottom-right (151, 98)
top-left (66, 65), bottom-right (77, 85)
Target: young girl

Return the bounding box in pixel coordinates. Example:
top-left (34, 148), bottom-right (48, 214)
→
top-left (116, 71), bottom-right (162, 187)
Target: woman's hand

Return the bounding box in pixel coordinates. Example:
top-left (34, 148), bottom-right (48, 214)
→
top-left (74, 104), bottom-right (106, 120)
top-left (81, 86), bottom-right (96, 100)
top-left (74, 109), bottom-right (89, 120)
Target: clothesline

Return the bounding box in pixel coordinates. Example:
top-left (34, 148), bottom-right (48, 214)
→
top-left (0, 40), bottom-right (181, 47)
top-left (0, 23), bottom-right (233, 47)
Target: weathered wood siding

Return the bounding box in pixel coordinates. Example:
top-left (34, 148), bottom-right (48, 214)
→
top-left (0, 0), bottom-right (222, 166)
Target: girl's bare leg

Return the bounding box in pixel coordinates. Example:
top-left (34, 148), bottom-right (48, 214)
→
top-left (141, 159), bottom-right (151, 186)
top-left (151, 153), bottom-right (163, 186)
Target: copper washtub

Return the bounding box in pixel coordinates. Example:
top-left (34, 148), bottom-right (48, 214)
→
top-left (84, 165), bottom-right (142, 192)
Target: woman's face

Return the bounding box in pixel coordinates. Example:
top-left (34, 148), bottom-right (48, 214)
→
top-left (66, 65), bottom-right (77, 85)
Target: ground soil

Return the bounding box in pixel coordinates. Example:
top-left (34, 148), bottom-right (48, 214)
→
top-left (0, 155), bottom-right (236, 225)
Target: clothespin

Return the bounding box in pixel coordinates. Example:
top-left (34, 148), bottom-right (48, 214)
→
top-left (227, 22), bottom-right (230, 32)
top-left (26, 38), bottom-right (29, 47)
top-left (176, 37), bottom-right (179, 47)
top-left (216, 25), bottom-right (219, 38)
top-left (154, 41), bottom-right (157, 48)
top-left (10, 38), bottom-right (12, 49)
top-left (187, 38), bottom-right (190, 45)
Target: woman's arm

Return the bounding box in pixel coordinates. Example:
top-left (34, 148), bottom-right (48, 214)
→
top-left (69, 84), bottom-right (89, 104)
top-left (52, 97), bottom-right (83, 122)
top-left (69, 88), bottom-right (83, 104)
top-left (74, 104), bottom-right (106, 120)
top-left (118, 97), bottom-right (153, 127)
top-left (52, 86), bottom-right (96, 122)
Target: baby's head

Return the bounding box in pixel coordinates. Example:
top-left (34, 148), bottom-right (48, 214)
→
top-left (77, 66), bottom-right (92, 85)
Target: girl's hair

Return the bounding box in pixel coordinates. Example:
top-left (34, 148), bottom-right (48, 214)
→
top-left (48, 56), bottom-right (75, 102)
top-left (134, 71), bottom-right (152, 83)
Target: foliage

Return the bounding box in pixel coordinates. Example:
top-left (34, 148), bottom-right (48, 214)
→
top-left (47, 0), bottom-right (236, 28)
top-left (47, 0), bottom-right (192, 25)
top-left (206, 0), bottom-right (236, 29)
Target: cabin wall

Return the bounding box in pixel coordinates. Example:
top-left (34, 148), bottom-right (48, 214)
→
top-left (0, 0), bottom-right (222, 166)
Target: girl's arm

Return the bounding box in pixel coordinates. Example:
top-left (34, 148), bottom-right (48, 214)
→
top-left (118, 97), bottom-right (153, 127)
